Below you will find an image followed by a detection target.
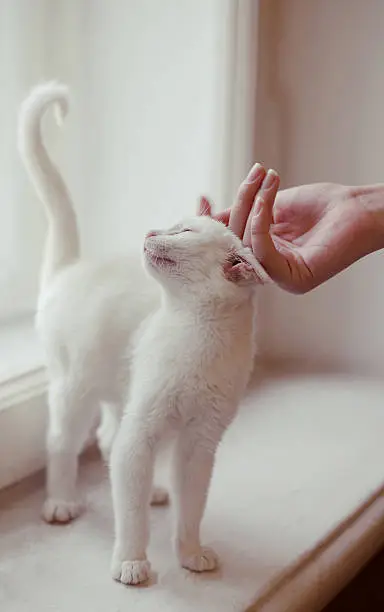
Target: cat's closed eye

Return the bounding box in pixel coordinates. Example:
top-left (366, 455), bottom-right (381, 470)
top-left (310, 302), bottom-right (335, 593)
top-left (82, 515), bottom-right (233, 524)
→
top-left (170, 227), bottom-right (193, 235)
top-left (168, 224), bottom-right (194, 235)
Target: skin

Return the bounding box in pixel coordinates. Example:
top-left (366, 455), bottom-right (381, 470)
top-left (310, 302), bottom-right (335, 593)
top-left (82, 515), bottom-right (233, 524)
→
top-left (202, 164), bottom-right (384, 293)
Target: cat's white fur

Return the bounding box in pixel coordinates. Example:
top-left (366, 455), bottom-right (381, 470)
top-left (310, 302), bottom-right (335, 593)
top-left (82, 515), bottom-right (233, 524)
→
top-left (110, 214), bottom-right (270, 584)
top-left (19, 82), bottom-right (269, 585)
top-left (18, 82), bottom-right (166, 522)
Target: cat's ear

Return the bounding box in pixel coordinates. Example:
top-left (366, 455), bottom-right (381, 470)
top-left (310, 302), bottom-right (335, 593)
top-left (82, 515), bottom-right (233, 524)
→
top-left (197, 196), bottom-right (212, 217)
top-left (224, 254), bottom-right (270, 285)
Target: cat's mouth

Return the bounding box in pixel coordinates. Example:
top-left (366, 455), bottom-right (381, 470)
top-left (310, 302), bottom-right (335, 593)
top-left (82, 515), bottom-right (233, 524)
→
top-left (144, 246), bottom-right (176, 268)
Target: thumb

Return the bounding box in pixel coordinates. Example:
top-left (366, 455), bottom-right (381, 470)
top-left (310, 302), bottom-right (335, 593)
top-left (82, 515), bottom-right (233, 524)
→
top-left (250, 197), bottom-right (287, 282)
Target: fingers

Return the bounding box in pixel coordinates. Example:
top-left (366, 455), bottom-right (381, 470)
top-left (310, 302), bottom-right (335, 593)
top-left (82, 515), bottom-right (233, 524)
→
top-left (198, 162), bottom-right (272, 236)
top-left (199, 166), bottom-right (291, 287)
top-left (244, 168), bottom-right (280, 245)
top-left (250, 170), bottom-right (287, 280)
top-left (229, 163), bottom-right (266, 239)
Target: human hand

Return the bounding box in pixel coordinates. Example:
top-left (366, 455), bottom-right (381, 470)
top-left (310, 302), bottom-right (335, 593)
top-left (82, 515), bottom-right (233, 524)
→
top-left (200, 164), bottom-right (383, 293)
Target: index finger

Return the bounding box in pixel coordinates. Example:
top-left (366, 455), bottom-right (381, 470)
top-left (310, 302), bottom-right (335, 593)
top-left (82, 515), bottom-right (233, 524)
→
top-left (243, 169), bottom-right (280, 245)
top-left (229, 163), bottom-right (266, 239)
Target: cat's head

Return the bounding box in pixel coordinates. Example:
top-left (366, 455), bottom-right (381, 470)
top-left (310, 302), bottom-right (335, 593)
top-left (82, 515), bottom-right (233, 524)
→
top-left (143, 207), bottom-right (270, 301)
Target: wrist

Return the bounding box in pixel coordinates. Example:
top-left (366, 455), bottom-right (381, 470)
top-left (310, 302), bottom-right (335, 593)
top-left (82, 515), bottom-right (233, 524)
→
top-left (349, 183), bottom-right (384, 253)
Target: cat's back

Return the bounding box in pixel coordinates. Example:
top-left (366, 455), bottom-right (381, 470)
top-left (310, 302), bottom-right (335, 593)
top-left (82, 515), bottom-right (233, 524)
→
top-left (37, 253), bottom-right (160, 359)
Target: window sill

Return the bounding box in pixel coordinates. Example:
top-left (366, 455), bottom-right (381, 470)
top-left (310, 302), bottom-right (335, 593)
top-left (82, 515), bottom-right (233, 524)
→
top-left (0, 316), bottom-right (47, 491)
top-left (0, 315), bottom-right (44, 384)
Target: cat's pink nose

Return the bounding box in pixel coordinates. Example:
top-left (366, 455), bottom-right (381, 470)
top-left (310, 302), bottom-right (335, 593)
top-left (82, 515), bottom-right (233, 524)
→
top-left (145, 230), bottom-right (158, 239)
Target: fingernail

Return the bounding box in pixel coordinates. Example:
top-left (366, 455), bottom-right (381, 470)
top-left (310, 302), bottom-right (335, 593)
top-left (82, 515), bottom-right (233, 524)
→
top-left (245, 163), bottom-right (263, 183)
top-left (262, 169), bottom-right (278, 189)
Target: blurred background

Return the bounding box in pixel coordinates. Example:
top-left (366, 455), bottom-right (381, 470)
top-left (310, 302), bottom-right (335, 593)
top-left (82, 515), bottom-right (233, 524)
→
top-left (1, 0), bottom-right (384, 379)
top-left (256, 0), bottom-right (384, 377)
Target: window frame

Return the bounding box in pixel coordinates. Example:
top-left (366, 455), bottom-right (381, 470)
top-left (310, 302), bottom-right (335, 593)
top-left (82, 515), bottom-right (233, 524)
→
top-left (0, 0), bottom-right (260, 491)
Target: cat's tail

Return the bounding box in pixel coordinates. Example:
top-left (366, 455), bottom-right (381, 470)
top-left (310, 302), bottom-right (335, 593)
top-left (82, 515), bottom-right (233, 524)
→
top-left (18, 81), bottom-right (80, 291)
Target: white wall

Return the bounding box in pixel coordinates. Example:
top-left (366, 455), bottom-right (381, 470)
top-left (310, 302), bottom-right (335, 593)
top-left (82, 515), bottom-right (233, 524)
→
top-left (256, 0), bottom-right (384, 377)
top-left (65, 0), bottom-right (238, 258)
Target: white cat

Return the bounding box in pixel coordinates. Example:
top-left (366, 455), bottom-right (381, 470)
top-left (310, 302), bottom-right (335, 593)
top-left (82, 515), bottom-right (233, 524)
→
top-left (18, 82), bottom-right (168, 523)
top-left (19, 82), bottom-right (270, 585)
top-left (109, 208), bottom-right (270, 585)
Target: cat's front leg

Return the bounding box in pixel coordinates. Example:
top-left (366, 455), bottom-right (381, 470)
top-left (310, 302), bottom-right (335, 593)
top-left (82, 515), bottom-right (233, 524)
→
top-left (110, 414), bottom-right (161, 585)
top-left (173, 421), bottom-right (224, 573)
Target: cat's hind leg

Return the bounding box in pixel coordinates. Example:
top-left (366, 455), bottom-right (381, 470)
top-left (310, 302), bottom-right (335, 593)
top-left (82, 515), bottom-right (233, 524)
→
top-left (96, 401), bottom-right (122, 462)
top-left (42, 377), bottom-right (98, 524)
top-left (150, 437), bottom-right (170, 506)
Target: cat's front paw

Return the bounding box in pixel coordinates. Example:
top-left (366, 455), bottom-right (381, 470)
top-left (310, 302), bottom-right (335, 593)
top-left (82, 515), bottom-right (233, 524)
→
top-left (180, 546), bottom-right (219, 573)
top-left (42, 498), bottom-right (84, 524)
top-left (111, 557), bottom-right (151, 585)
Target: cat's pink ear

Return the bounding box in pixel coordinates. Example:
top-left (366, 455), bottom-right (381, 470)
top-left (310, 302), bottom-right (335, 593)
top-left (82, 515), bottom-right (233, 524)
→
top-left (224, 256), bottom-right (270, 285)
top-left (197, 196), bottom-right (212, 217)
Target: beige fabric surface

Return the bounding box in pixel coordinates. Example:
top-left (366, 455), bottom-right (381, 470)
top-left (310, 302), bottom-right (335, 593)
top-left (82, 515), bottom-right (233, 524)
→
top-left (1, 373), bottom-right (384, 611)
